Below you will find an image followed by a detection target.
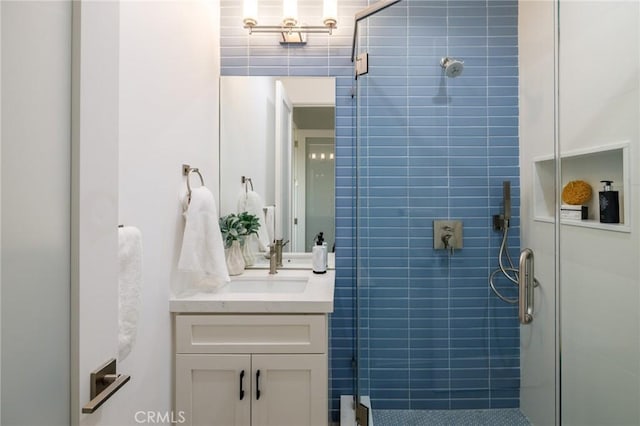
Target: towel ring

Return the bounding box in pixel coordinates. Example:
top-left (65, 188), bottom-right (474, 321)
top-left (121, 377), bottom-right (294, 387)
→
top-left (183, 164), bottom-right (205, 203)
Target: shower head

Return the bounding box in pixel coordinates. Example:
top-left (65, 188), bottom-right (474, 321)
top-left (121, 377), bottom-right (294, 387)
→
top-left (440, 57), bottom-right (464, 78)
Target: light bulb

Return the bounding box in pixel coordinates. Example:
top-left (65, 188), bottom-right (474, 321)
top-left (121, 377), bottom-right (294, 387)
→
top-left (243, 0), bottom-right (258, 27)
top-left (323, 0), bottom-right (337, 28)
top-left (282, 0), bottom-right (298, 27)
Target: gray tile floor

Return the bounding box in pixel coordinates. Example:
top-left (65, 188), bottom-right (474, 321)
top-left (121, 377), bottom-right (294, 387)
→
top-left (373, 409), bottom-right (530, 426)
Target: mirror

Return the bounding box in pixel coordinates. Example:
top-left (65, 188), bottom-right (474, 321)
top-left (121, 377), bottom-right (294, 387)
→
top-left (219, 76), bottom-right (335, 254)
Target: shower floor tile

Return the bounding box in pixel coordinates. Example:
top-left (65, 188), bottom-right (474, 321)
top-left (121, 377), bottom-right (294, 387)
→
top-left (373, 408), bottom-right (530, 426)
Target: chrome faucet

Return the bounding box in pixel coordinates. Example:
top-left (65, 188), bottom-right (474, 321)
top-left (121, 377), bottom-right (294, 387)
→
top-left (269, 243), bottom-right (278, 275)
top-left (275, 239), bottom-right (290, 267)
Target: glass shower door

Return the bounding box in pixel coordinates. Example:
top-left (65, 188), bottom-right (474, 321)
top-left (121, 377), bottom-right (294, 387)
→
top-left (354, 0), bottom-right (558, 424)
top-left (518, 2), bottom-right (559, 425)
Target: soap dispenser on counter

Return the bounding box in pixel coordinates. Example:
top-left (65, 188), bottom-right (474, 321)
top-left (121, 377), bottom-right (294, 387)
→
top-left (312, 232), bottom-right (327, 274)
top-left (599, 180), bottom-right (620, 224)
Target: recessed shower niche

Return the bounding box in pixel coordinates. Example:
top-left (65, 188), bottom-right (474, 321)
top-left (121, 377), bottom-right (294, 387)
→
top-left (533, 141), bottom-right (630, 232)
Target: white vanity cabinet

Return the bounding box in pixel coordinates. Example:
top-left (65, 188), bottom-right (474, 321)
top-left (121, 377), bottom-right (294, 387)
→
top-left (174, 314), bottom-right (329, 426)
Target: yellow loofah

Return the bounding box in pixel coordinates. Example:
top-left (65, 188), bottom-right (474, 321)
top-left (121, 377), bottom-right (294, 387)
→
top-left (562, 180), bottom-right (592, 205)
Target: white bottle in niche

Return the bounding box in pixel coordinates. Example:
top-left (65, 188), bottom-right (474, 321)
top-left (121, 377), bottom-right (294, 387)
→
top-left (312, 232), bottom-right (327, 274)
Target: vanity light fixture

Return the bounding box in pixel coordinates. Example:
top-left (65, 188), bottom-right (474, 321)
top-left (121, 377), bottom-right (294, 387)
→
top-left (243, 0), bottom-right (338, 46)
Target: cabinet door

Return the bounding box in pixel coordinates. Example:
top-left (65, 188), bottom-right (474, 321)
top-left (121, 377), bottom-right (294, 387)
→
top-left (176, 354), bottom-right (251, 426)
top-left (251, 354), bottom-right (327, 426)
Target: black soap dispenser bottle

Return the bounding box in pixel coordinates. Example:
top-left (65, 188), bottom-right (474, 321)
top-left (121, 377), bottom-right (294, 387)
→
top-left (599, 180), bottom-right (620, 224)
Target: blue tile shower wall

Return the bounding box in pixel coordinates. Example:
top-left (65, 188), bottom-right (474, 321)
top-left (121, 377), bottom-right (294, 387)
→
top-left (221, 0), bottom-right (519, 420)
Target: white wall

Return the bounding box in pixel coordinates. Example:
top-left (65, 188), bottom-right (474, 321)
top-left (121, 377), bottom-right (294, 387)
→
top-left (1, 1), bottom-right (72, 424)
top-left (558, 2), bottom-right (639, 425)
top-left (118, 0), bottom-right (220, 422)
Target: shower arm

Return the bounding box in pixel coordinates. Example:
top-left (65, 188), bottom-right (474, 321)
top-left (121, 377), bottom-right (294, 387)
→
top-left (351, 0), bottom-right (402, 63)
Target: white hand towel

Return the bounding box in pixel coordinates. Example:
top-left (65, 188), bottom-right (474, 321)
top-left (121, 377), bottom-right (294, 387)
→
top-left (264, 205), bottom-right (275, 243)
top-left (237, 190), bottom-right (270, 252)
top-left (178, 187), bottom-right (230, 286)
top-left (118, 226), bottom-right (143, 361)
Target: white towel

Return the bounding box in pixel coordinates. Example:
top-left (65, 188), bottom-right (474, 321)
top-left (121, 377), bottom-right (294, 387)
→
top-left (264, 205), bottom-right (275, 243)
top-left (118, 226), bottom-right (142, 361)
top-left (237, 190), bottom-right (270, 252)
top-left (178, 187), bottom-right (230, 286)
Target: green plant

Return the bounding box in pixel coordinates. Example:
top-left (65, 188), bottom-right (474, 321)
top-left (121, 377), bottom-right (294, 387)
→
top-left (238, 211), bottom-right (260, 238)
top-left (219, 213), bottom-right (246, 248)
top-left (219, 212), bottom-right (261, 248)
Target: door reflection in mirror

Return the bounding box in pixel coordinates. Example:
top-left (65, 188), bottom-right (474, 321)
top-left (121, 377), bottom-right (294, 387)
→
top-left (293, 121), bottom-right (335, 252)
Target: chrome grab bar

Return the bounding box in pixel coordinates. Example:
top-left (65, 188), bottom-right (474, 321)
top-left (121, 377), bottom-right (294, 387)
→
top-left (518, 248), bottom-right (534, 325)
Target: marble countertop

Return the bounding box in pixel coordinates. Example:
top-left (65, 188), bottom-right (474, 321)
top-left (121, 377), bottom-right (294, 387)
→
top-left (170, 268), bottom-right (335, 314)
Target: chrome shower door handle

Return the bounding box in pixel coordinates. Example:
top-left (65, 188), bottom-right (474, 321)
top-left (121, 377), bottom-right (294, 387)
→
top-left (518, 248), bottom-right (534, 325)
